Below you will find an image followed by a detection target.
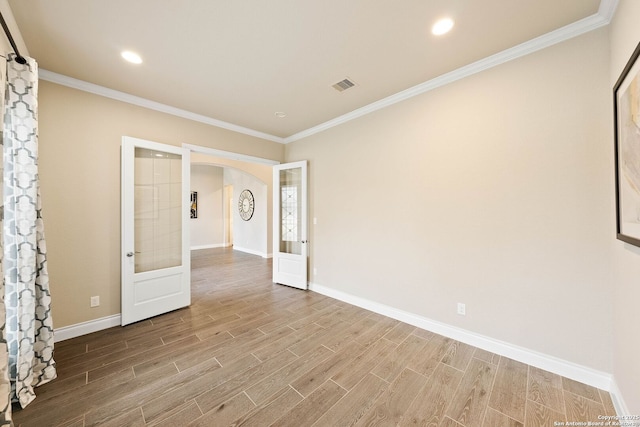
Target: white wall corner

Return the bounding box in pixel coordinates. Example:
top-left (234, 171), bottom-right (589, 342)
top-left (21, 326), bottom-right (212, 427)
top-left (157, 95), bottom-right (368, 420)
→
top-left (308, 282), bottom-right (614, 392)
top-left (0, 1), bottom-right (29, 57)
top-left (232, 246), bottom-right (270, 258)
top-left (609, 378), bottom-right (631, 416)
top-left (598, 0), bottom-right (620, 23)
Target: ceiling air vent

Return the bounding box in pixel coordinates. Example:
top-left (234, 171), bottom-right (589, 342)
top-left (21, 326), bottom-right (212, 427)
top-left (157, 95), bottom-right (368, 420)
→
top-left (332, 78), bottom-right (356, 92)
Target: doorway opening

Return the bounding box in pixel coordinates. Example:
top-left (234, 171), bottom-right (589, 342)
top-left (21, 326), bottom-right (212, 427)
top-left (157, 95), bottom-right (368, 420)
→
top-left (185, 144), bottom-right (278, 260)
top-left (190, 161), bottom-right (270, 256)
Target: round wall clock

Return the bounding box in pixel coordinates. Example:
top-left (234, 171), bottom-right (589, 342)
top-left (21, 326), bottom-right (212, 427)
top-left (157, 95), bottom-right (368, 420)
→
top-left (238, 189), bottom-right (255, 221)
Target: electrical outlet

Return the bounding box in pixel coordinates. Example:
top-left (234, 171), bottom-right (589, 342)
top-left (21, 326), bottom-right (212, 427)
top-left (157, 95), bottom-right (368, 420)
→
top-left (90, 296), bottom-right (100, 308)
top-left (457, 303), bottom-right (466, 316)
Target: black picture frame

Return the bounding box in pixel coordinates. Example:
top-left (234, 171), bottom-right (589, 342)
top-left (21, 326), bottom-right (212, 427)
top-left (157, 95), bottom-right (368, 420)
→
top-left (614, 41), bottom-right (640, 247)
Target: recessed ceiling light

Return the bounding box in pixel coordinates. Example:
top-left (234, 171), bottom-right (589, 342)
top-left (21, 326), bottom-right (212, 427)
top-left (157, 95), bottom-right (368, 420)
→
top-left (275, 112), bottom-right (287, 118)
top-left (432, 18), bottom-right (454, 36)
top-left (121, 51), bottom-right (142, 64)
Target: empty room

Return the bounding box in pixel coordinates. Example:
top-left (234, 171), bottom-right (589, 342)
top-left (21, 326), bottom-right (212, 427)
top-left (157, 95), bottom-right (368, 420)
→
top-left (0, 0), bottom-right (639, 426)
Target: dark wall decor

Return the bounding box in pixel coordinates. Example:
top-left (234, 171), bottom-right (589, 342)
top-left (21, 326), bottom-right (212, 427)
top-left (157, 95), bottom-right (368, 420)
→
top-left (190, 191), bottom-right (198, 219)
top-left (615, 41), bottom-right (640, 247)
top-left (238, 189), bottom-right (255, 221)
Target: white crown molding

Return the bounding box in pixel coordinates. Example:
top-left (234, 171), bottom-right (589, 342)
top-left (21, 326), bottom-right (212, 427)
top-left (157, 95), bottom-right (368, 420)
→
top-left (309, 282), bottom-right (613, 392)
top-left (598, 0), bottom-right (620, 23)
top-left (36, 1), bottom-right (618, 146)
top-left (38, 69), bottom-right (286, 144)
top-left (283, 8), bottom-right (614, 144)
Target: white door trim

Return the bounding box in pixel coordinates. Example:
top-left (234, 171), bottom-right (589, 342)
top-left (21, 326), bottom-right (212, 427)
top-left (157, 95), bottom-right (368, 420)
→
top-left (183, 143), bottom-right (280, 166)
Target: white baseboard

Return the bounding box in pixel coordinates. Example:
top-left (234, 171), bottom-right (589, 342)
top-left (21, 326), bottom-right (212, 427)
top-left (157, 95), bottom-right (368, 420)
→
top-left (54, 314), bottom-right (121, 342)
top-left (233, 246), bottom-right (271, 258)
top-left (191, 243), bottom-right (230, 250)
top-left (190, 244), bottom-right (271, 257)
top-left (309, 282), bottom-right (613, 392)
top-left (51, 281), bottom-right (624, 412)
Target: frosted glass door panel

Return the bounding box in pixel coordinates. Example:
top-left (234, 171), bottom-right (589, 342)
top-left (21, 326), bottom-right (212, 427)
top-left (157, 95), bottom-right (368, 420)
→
top-left (134, 148), bottom-right (182, 273)
top-left (279, 168), bottom-right (302, 255)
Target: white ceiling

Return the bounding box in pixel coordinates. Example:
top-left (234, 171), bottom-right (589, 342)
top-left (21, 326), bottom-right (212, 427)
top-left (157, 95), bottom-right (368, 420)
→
top-left (6, 0), bottom-right (611, 143)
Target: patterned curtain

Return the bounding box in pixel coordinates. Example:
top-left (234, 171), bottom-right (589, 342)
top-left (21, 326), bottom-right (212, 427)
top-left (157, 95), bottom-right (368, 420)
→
top-left (0, 290), bottom-right (9, 425)
top-left (0, 54), bottom-right (56, 424)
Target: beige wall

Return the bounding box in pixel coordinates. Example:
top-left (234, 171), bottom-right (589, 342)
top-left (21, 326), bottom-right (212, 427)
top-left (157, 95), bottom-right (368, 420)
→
top-left (190, 165), bottom-right (225, 248)
top-left (38, 81), bottom-right (284, 328)
top-left (609, 0), bottom-right (640, 414)
top-left (286, 29), bottom-right (613, 372)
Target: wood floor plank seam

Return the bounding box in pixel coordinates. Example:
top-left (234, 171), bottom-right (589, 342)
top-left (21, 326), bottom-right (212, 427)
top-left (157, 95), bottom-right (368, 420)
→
top-left (562, 377), bottom-right (604, 405)
top-left (446, 363), bottom-right (469, 374)
top-left (480, 355), bottom-right (502, 427)
top-left (243, 390), bottom-right (258, 407)
top-left (250, 351), bottom-right (264, 363)
top-left (369, 370), bottom-right (392, 384)
top-left (290, 384), bottom-right (306, 400)
top-left (401, 365), bottom-right (430, 381)
top-left (446, 358), bottom-right (497, 426)
top-left (483, 406), bottom-right (524, 426)
top-left (329, 378), bottom-right (348, 393)
top-left (443, 415), bottom-right (466, 427)
top-left (524, 364), bottom-right (531, 427)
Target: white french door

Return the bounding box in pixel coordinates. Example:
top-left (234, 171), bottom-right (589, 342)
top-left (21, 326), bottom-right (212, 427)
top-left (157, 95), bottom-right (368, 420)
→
top-left (273, 161), bottom-right (308, 289)
top-left (121, 136), bottom-right (191, 325)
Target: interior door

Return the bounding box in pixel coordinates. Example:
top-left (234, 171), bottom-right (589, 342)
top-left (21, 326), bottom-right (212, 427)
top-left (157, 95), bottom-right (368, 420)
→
top-left (121, 136), bottom-right (191, 325)
top-left (273, 161), bottom-right (308, 289)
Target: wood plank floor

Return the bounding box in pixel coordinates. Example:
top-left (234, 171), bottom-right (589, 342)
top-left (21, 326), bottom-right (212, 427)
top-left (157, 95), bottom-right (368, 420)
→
top-left (12, 248), bottom-right (617, 426)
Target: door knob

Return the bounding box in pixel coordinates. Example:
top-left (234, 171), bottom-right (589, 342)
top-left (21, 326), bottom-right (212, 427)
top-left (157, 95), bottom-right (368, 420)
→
top-left (126, 252), bottom-right (134, 257)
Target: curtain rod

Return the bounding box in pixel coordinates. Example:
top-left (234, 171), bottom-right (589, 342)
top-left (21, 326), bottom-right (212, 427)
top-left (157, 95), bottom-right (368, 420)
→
top-left (0, 11), bottom-right (26, 64)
